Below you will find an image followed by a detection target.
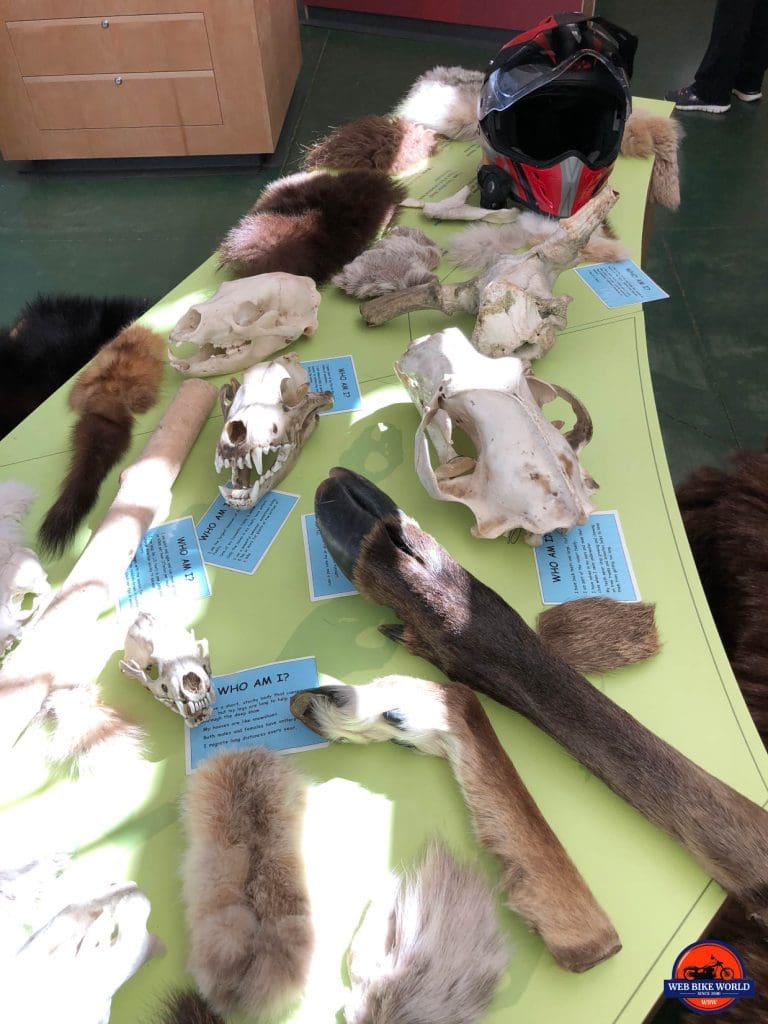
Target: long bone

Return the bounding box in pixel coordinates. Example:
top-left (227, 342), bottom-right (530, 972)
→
top-left (314, 468), bottom-right (768, 926)
top-left (360, 188), bottom-right (619, 360)
top-left (291, 674), bottom-right (620, 972)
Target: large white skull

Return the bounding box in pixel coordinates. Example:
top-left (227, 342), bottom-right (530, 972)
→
top-left (169, 272), bottom-right (321, 377)
top-left (119, 611), bottom-right (214, 726)
top-left (395, 328), bottom-right (598, 544)
top-left (215, 353), bottom-right (333, 509)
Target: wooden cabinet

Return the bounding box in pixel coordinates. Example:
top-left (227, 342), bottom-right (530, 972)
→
top-left (0, 1), bottom-right (301, 160)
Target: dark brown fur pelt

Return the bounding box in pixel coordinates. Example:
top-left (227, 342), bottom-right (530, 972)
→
top-left (536, 597), bottom-right (660, 673)
top-left (218, 170), bottom-right (407, 284)
top-left (150, 991), bottom-right (224, 1024)
top-left (301, 115), bottom-right (438, 176)
top-left (38, 324), bottom-right (165, 555)
top-left (0, 293), bottom-right (150, 439)
top-left (666, 448), bottom-right (768, 1024)
top-left (621, 109), bottom-right (683, 210)
top-left (181, 747), bottom-right (313, 1021)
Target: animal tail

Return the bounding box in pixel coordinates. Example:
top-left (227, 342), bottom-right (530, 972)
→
top-left (44, 683), bottom-right (144, 773)
top-left (151, 991), bottom-right (225, 1024)
top-left (38, 324), bottom-right (164, 555)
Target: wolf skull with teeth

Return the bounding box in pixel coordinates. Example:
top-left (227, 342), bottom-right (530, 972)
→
top-left (168, 272), bottom-right (321, 377)
top-left (216, 353), bottom-right (333, 508)
top-left (119, 611), bottom-right (214, 726)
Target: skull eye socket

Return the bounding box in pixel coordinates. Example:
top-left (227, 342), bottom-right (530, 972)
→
top-left (233, 301), bottom-right (260, 327)
top-left (176, 308), bottom-right (202, 334)
top-left (227, 419), bottom-right (247, 444)
top-left (183, 672), bottom-right (204, 694)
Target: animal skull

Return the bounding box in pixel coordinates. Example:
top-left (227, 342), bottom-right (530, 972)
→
top-left (395, 328), bottom-right (598, 544)
top-left (215, 353), bottom-right (333, 509)
top-left (119, 611), bottom-right (214, 726)
top-left (169, 273), bottom-right (321, 377)
top-left (0, 544), bottom-right (50, 657)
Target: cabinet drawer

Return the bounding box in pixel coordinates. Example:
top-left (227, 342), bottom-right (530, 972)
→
top-left (25, 71), bottom-right (222, 130)
top-left (8, 14), bottom-right (212, 76)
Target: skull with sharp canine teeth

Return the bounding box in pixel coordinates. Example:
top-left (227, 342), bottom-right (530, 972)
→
top-left (216, 353), bottom-right (333, 508)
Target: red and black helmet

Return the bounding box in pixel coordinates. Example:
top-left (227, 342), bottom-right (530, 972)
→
top-left (477, 14), bottom-right (637, 218)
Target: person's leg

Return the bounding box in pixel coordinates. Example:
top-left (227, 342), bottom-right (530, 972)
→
top-left (733, 0), bottom-right (768, 98)
top-left (694, 0), bottom-right (757, 102)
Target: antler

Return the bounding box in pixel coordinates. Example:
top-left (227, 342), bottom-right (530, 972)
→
top-left (313, 468), bottom-right (768, 927)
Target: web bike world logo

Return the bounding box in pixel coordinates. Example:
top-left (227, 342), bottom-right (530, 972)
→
top-left (664, 941), bottom-right (755, 1014)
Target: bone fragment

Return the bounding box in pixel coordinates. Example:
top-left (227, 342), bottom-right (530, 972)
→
top-left (291, 676), bottom-right (620, 971)
top-left (401, 185), bottom-right (518, 222)
top-left (0, 379), bottom-right (218, 760)
top-left (363, 188), bottom-right (619, 360)
top-left (313, 469), bottom-right (768, 927)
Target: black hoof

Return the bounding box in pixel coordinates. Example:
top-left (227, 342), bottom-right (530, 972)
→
top-left (314, 468), bottom-right (400, 579)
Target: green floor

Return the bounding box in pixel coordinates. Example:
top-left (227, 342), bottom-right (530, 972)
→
top-left (1, 0), bottom-right (765, 490)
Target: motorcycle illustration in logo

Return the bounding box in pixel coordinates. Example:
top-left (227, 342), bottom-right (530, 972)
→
top-left (664, 941), bottom-right (755, 1014)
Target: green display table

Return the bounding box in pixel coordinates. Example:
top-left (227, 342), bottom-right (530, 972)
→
top-left (2, 99), bottom-right (766, 1024)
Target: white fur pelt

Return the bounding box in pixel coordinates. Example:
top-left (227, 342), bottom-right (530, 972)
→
top-left (333, 226), bottom-right (441, 299)
top-left (181, 748), bottom-right (313, 1022)
top-left (448, 212), bottom-right (629, 270)
top-left (0, 481), bottom-right (49, 657)
top-left (345, 841), bottom-right (508, 1024)
top-left (396, 66), bottom-right (483, 141)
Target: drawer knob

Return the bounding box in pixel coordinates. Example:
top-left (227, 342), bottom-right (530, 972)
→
top-left (101, 18), bottom-right (110, 28)
top-left (114, 76), bottom-right (123, 86)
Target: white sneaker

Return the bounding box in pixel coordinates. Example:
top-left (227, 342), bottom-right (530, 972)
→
top-left (732, 88), bottom-right (762, 102)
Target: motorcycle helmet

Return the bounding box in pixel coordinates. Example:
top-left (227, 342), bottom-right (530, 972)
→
top-left (478, 14), bottom-right (637, 217)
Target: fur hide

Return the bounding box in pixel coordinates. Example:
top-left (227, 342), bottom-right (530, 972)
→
top-left (302, 115), bottom-right (438, 176)
top-left (447, 214), bottom-right (628, 270)
top-left (38, 324), bottom-right (165, 555)
top-left (181, 748), bottom-right (313, 1021)
top-left (395, 65), bottom-right (484, 141)
top-left (345, 840), bottom-right (508, 1024)
top-left (150, 991), bottom-right (224, 1024)
top-left (536, 598), bottom-right (660, 673)
top-left (0, 293), bottom-right (150, 440)
top-left (332, 226), bottom-right (441, 298)
top-left (672, 448), bottom-right (768, 1024)
top-left (621, 109), bottom-right (683, 210)
top-left (218, 171), bottom-right (407, 284)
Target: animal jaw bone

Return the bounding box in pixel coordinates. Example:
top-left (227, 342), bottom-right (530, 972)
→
top-left (363, 188), bottom-right (619, 360)
top-left (215, 353), bottom-right (332, 509)
top-left (312, 468), bottom-right (768, 927)
top-left (292, 675), bottom-right (620, 972)
top-left (169, 273), bottom-right (321, 377)
top-left (396, 328), bottom-right (597, 543)
top-left (119, 611), bottom-right (214, 726)
top-left (0, 482), bottom-right (50, 658)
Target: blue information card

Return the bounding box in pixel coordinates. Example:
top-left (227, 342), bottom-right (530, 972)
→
top-left (185, 655), bottom-right (327, 771)
top-left (196, 490), bottom-right (298, 574)
top-left (575, 259), bottom-right (669, 308)
top-left (118, 516), bottom-right (210, 613)
top-left (533, 511), bottom-right (640, 604)
top-left (302, 355), bottom-right (361, 415)
top-left (301, 512), bottom-right (357, 601)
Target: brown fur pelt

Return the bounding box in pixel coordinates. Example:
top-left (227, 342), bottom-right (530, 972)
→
top-left (149, 991), bottom-right (224, 1024)
top-left (395, 65), bottom-right (483, 141)
top-left (181, 747), bottom-right (313, 1021)
top-left (38, 324), bottom-right (165, 555)
top-left (332, 225), bottom-right (441, 298)
top-left (670, 448), bottom-right (768, 1024)
top-left (345, 840), bottom-right (508, 1024)
top-left (536, 598), bottom-right (660, 673)
top-left (301, 115), bottom-right (438, 176)
top-left (621, 109), bottom-right (683, 210)
top-left (218, 170), bottom-right (407, 284)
